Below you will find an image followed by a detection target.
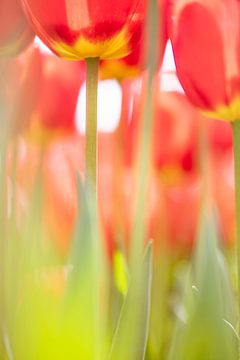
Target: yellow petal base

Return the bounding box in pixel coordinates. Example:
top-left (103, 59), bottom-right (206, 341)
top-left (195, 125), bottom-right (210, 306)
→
top-left (202, 95), bottom-right (240, 122)
top-left (100, 60), bottom-right (140, 81)
top-left (53, 26), bottom-right (131, 60)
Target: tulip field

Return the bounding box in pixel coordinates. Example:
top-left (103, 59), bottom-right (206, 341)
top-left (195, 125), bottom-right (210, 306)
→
top-left (0, 0), bottom-right (239, 359)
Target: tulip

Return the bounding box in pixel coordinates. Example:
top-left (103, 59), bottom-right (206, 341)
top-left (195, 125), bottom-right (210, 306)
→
top-left (170, 0), bottom-right (240, 332)
top-left (26, 54), bottom-right (85, 144)
top-left (150, 91), bottom-right (201, 251)
top-left (117, 72), bottom-right (235, 250)
top-left (19, 0), bottom-right (156, 202)
top-left (10, 135), bottom-right (83, 254)
top-left (0, 0), bottom-right (34, 56)
top-left (100, 0), bottom-right (169, 81)
top-left (20, 0), bottom-right (145, 60)
top-left (6, 53), bottom-right (85, 253)
top-left (170, 0), bottom-right (240, 122)
top-left (0, 46), bottom-right (42, 137)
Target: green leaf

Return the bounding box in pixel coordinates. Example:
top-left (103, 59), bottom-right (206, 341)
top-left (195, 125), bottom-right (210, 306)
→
top-left (113, 249), bottom-right (129, 297)
top-left (169, 213), bottom-right (238, 360)
top-left (109, 242), bottom-right (153, 360)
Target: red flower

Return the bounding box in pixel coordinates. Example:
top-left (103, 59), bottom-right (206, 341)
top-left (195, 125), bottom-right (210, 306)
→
top-left (26, 54), bottom-right (85, 143)
top-left (100, 0), bottom-right (169, 80)
top-left (0, 46), bottom-right (42, 136)
top-left (0, 0), bottom-right (34, 56)
top-left (20, 0), bottom-right (146, 60)
top-left (170, 0), bottom-right (240, 121)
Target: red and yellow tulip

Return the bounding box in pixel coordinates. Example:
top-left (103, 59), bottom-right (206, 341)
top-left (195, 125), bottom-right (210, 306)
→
top-left (20, 0), bottom-right (146, 60)
top-left (170, 0), bottom-right (240, 122)
top-left (100, 0), bottom-right (169, 80)
top-left (27, 54), bottom-right (85, 143)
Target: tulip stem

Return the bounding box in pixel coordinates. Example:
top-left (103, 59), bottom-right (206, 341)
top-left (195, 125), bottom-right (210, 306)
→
top-left (232, 120), bottom-right (240, 345)
top-left (85, 57), bottom-right (99, 194)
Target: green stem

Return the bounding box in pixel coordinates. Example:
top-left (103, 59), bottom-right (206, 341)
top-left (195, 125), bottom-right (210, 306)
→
top-left (85, 57), bottom-right (99, 194)
top-left (130, 0), bottom-right (159, 269)
top-left (232, 121), bottom-right (240, 346)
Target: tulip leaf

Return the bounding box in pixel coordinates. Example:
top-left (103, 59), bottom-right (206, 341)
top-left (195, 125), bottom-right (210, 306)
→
top-left (58, 173), bottom-right (106, 359)
top-left (113, 249), bottom-right (129, 297)
top-left (108, 242), bottom-right (153, 360)
top-left (168, 212), bottom-right (238, 360)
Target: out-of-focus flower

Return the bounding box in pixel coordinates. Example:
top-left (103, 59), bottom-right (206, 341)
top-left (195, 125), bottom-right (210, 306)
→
top-left (20, 0), bottom-right (146, 60)
top-left (111, 74), bottom-right (235, 251)
top-left (153, 92), bottom-right (199, 182)
top-left (12, 70), bottom-right (236, 255)
top-left (0, 0), bottom-right (34, 56)
top-left (208, 120), bottom-right (232, 154)
top-left (13, 135), bottom-right (84, 254)
top-left (170, 0), bottom-right (240, 121)
top-left (211, 148), bottom-right (235, 247)
top-left (7, 52), bottom-right (85, 253)
top-left (0, 46), bottom-right (42, 136)
top-left (149, 91), bottom-right (202, 250)
top-left (26, 54), bottom-right (85, 144)
top-left (100, 0), bottom-right (169, 80)
top-left (208, 119), bottom-right (235, 246)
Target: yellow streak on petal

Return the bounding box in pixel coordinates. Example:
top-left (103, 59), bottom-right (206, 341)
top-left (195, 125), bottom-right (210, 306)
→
top-left (201, 95), bottom-right (240, 122)
top-left (52, 26), bottom-right (130, 60)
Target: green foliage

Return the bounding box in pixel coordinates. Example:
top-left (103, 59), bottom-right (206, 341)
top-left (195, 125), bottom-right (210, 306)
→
top-left (168, 213), bottom-right (238, 360)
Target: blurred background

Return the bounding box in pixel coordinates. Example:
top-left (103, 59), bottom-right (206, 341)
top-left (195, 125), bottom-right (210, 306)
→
top-left (0, 0), bottom-right (238, 353)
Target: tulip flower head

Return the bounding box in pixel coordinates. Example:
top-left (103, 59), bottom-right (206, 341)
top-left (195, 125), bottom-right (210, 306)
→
top-left (170, 0), bottom-right (240, 122)
top-left (0, 0), bottom-right (34, 56)
top-left (20, 0), bottom-right (145, 60)
top-left (100, 0), bottom-right (169, 80)
top-left (27, 54), bottom-right (85, 143)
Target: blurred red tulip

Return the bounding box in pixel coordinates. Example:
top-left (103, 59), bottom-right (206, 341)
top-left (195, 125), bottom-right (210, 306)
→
top-left (100, 0), bottom-right (169, 80)
top-left (0, 0), bottom-right (34, 56)
top-left (153, 91), bottom-right (200, 180)
top-left (116, 76), bottom-right (236, 250)
top-left (20, 0), bottom-right (146, 60)
top-left (210, 147), bottom-right (235, 247)
top-left (150, 91), bottom-right (202, 250)
top-left (170, 0), bottom-right (240, 121)
top-left (26, 54), bottom-right (85, 143)
top-left (11, 73), bottom-right (236, 256)
top-left (13, 135), bottom-right (84, 254)
top-left (43, 136), bottom-right (84, 252)
top-left (0, 46), bottom-right (42, 136)
top-left (208, 120), bottom-right (232, 154)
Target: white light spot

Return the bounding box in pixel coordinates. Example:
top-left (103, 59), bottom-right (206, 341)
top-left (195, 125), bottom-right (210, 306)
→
top-left (34, 37), bottom-right (55, 56)
top-left (76, 80), bottom-right (122, 134)
top-left (162, 40), bottom-right (176, 73)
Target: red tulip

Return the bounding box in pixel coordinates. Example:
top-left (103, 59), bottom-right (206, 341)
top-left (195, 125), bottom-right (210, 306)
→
top-left (0, 0), bottom-right (34, 56)
top-left (117, 74), bottom-right (235, 249)
top-left (170, 0), bottom-right (240, 122)
top-left (100, 49), bottom-right (142, 80)
top-left (208, 120), bottom-right (232, 154)
top-left (211, 150), bottom-right (235, 247)
top-left (150, 90), bottom-right (202, 250)
top-left (20, 0), bottom-right (146, 60)
top-left (26, 54), bottom-right (85, 143)
top-left (100, 0), bottom-right (169, 80)
top-left (0, 46), bottom-right (42, 136)
top-left (153, 91), bottom-right (200, 179)
top-left (12, 135), bottom-right (84, 254)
